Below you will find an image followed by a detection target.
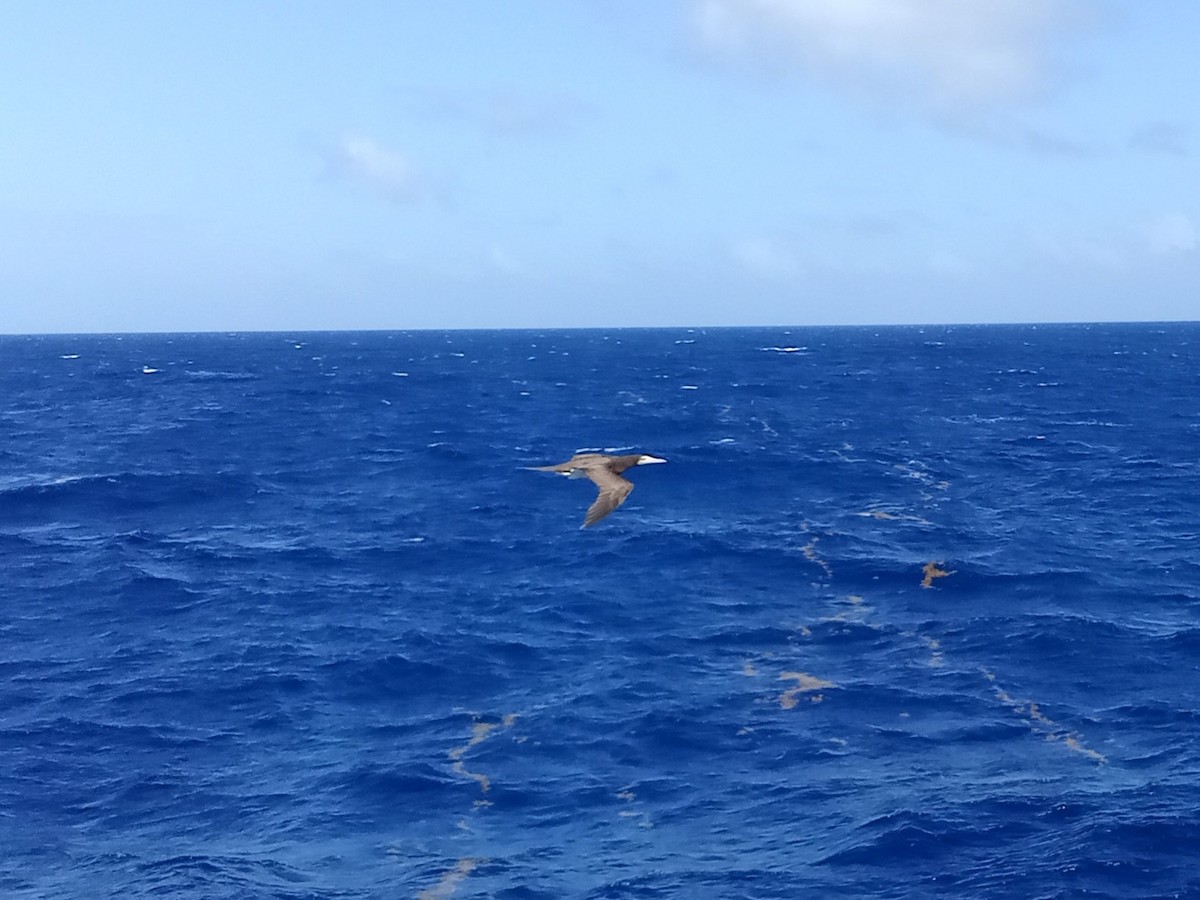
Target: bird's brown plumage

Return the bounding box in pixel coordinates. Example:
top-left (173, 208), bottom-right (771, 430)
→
top-left (529, 453), bottom-right (663, 528)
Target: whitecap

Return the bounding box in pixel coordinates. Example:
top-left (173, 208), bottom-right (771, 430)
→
top-left (186, 370), bottom-right (257, 381)
top-left (1, 473), bottom-right (93, 493)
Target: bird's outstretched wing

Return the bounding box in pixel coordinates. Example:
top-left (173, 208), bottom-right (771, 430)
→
top-left (581, 467), bottom-right (634, 528)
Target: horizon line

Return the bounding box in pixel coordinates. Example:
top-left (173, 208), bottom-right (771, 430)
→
top-left (2, 317), bottom-right (1198, 338)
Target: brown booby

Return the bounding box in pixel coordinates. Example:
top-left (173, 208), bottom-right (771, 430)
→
top-left (528, 453), bottom-right (667, 528)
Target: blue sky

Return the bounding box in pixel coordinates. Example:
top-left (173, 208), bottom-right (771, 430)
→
top-left (2, 0), bottom-right (1196, 332)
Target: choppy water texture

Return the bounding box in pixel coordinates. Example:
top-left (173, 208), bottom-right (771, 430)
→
top-left (3, 324), bottom-right (1200, 898)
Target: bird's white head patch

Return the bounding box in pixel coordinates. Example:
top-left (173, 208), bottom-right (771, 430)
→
top-left (636, 455), bottom-right (667, 465)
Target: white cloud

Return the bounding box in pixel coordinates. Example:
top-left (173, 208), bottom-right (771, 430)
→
top-left (695, 0), bottom-right (1089, 117)
top-left (1145, 213), bottom-right (1199, 255)
top-left (332, 134), bottom-right (425, 202)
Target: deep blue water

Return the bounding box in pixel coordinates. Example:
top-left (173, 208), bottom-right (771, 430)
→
top-left (2, 324), bottom-right (1199, 898)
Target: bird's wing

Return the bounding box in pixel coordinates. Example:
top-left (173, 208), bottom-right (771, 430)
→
top-left (526, 454), bottom-right (605, 474)
top-left (581, 467), bottom-right (634, 528)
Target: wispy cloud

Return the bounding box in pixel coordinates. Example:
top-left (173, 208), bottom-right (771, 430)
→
top-left (487, 244), bottom-right (526, 275)
top-left (1032, 228), bottom-right (1130, 271)
top-left (1031, 212), bottom-right (1199, 269)
top-left (480, 92), bottom-right (591, 136)
top-left (695, 0), bottom-right (1095, 119)
top-left (400, 86), bottom-right (591, 137)
top-left (731, 236), bottom-right (802, 279)
top-left (1145, 213), bottom-right (1198, 255)
top-left (329, 134), bottom-right (428, 203)
top-left (952, 120), bottom-right (1097, 157)
top-left (1129, 121), bottom-right (1189, 157)
top-left (928, 249), bottom-right (973, 275)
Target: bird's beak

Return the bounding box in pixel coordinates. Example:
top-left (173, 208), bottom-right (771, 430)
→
top-left (638, 456), bottom-right (668, 465)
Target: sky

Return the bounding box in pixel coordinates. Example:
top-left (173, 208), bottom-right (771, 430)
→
top-left (1, 0), bottom-right (1197, 332)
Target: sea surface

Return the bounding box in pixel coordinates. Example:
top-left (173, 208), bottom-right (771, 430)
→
top-left (2, 324), bottom-right (1199, 899)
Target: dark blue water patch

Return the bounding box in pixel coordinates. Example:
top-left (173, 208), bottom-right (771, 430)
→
top-left (320, 652), bottom-right (462, 706)
top-left (327, 760), bottom-right (459, 812)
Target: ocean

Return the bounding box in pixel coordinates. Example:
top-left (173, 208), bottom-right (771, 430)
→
top-left (2, 324), bottom-right (1198, 898)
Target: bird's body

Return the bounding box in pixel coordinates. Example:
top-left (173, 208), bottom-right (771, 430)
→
top-left (528, 453), bottom-right (667, 528)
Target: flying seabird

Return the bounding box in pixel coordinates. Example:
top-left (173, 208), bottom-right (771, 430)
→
top-left (528, 452), bottom-right (667, 528)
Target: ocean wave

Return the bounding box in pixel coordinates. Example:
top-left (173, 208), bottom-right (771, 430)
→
top-left (816, 809), bottom-right (957, 866)
top-left (122, 853), bottom-right (321, 899)
top-left (0, 471), bottom-right (267, 513)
